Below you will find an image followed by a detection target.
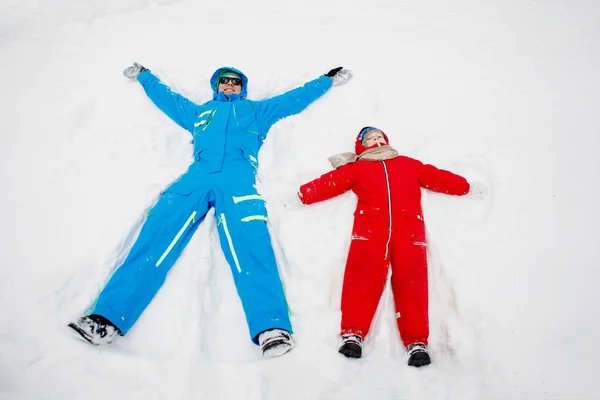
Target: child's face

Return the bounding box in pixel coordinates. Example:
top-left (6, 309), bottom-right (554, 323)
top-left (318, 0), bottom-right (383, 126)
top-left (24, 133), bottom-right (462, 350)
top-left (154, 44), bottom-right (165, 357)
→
top-left (364, 130), bottom-right (386, 147)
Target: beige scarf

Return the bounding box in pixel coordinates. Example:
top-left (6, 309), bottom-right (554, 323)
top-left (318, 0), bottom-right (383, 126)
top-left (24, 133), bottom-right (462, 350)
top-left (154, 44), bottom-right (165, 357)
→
top-left (328, 145), bottom-right (399, 169)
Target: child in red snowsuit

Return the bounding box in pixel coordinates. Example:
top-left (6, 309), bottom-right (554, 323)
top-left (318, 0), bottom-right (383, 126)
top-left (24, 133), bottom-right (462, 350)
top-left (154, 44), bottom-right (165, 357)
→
top-left (296, 127), bottom-right (473, 367)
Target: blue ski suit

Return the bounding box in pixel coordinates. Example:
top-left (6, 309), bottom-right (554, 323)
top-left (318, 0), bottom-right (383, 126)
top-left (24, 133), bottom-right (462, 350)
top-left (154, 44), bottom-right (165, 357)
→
top-left (91, 67), bottom-right (333, 343)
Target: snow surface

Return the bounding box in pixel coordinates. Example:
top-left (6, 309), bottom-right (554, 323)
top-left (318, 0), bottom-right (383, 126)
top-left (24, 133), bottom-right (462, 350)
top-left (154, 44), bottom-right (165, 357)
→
top-left (1, 0), bottom-right (599, 399)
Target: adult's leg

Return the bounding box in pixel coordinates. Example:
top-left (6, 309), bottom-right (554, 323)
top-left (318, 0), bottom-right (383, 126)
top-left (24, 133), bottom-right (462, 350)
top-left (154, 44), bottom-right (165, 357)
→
top-left (389, 218), bottom-right (429, 346)
top-left (91, 188), bottom-right (211, 335)
top-left (213, 182), bottom-right (291, 344)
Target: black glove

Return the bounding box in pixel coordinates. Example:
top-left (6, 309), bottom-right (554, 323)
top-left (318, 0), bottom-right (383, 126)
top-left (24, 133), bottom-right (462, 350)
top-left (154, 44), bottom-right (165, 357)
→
top-left (324, 67), bottom-right (353, 86)
top-left (325, 67), bottom-right (343, 78)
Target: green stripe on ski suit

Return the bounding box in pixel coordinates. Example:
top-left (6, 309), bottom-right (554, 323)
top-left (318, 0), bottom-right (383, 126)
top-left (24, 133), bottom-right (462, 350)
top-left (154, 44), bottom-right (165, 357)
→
top-left (156, 211), bottom-right (197, 267)
top-left (219, 213), bottom-right (242, 273)
top-left (241, 215), bottom-right (268, 223)
top-left (232, 194), bottom-right (263, 204)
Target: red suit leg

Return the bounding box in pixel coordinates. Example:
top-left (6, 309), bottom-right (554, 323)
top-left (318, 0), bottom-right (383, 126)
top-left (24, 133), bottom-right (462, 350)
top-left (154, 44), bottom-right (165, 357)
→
top-left (340, 214), bottom-right (389, 338)
top-left (390, 218), bottom-right (429, 346)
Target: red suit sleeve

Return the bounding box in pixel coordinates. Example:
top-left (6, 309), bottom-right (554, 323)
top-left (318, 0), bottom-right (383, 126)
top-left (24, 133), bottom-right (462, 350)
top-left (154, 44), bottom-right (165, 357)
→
top-left (299, 164), bottom-right (355, 205)
top-left (416, 160), bottom-right (470, 195)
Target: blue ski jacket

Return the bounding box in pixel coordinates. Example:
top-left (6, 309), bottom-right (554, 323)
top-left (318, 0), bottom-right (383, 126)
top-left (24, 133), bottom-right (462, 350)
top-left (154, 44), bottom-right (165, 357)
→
top-left (137, 67), bottom-right (332, 179)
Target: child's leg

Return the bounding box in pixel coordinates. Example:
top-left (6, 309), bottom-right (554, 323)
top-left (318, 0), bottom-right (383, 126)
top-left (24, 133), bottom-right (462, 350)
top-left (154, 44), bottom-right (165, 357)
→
top-left (390, 218), bottom-right (429, 346)
top-left (340, 216), bottom-right (390, 338)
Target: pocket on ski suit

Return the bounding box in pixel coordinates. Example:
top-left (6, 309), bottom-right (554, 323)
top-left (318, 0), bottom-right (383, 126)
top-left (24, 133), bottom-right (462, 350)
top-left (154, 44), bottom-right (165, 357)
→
top-left (352, 204), bottom-right (388, 241)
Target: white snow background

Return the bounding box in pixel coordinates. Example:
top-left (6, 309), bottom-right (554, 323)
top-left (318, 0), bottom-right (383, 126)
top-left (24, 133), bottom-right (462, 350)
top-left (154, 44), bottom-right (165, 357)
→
top-left (1, 0), bottom-right (599, 399)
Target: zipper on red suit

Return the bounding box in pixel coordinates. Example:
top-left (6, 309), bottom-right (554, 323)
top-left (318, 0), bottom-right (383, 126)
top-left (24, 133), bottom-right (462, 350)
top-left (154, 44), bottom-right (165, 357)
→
top-left (381, 160), bottom-right (392, 259)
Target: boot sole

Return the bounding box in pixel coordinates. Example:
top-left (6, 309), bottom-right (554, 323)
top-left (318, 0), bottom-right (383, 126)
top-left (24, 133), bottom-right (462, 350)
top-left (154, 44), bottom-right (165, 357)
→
top-left (67, 323), bottom-right (96, 345)
top-left (262, 340), bottom-right (294, 358)
top-left (339, 343), bottom-right (362, 358)
top-left (408, 352), bottom-right (431, 367)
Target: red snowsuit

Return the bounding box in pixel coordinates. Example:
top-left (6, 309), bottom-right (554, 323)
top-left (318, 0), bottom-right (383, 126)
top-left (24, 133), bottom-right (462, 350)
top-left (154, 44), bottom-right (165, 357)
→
top-left (299, 132), bottom-right (469, 347)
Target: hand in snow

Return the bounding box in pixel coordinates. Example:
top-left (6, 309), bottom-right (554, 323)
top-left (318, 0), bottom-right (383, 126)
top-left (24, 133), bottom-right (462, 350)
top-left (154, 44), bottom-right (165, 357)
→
top-left (466, 181), bottom-right (487, 200)
top-left (282, 192), bottom-right (304, 210)
top-left (325, 67), bottom-right (353, 86)
top-left (123, 62), bottom-right (149, 80)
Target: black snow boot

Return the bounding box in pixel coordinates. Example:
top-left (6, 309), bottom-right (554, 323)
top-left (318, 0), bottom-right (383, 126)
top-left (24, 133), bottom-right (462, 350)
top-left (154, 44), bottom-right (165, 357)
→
top-left (407, 342), bottom-right (431, 367)
top-left (339, 334), bottom-right (363, 358)
top-left (68, 314), bottom-right (121, 346)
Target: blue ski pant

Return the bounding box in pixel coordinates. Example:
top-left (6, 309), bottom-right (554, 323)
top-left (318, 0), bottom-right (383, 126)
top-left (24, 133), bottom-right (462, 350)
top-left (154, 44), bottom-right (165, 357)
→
top-left (91, 161), bottom-right (292, 344)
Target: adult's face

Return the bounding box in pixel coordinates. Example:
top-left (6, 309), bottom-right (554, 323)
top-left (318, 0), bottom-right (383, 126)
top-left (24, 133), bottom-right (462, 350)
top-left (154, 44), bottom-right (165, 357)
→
top-left (217, 76), bottom-right (242, 95)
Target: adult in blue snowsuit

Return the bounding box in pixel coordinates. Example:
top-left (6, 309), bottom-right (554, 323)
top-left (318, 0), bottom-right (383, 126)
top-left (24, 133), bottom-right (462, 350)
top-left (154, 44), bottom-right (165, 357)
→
top-left (68, 63), bottom-right (353, 357)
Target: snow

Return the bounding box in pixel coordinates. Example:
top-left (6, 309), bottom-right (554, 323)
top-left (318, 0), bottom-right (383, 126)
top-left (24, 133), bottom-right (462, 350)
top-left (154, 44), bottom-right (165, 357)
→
top-left (1, 0), bottom-right (599, 398)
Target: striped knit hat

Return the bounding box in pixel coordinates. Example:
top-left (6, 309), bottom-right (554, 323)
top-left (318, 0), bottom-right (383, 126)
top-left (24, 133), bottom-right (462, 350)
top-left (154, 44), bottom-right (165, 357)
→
top-left (358, 126), bottom-right (381, 144)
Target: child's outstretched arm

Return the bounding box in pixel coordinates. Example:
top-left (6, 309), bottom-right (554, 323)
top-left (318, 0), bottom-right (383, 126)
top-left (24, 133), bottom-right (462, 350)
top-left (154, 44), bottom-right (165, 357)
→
top-left (415, 160), bottom-right (470, 196)
top-left (299, 164), bottom-right (355, 205)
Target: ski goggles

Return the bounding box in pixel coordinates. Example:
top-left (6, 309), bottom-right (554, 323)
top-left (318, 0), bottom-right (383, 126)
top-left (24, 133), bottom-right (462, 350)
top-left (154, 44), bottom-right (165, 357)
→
top-left (219, 76), bottom-right (242, 86)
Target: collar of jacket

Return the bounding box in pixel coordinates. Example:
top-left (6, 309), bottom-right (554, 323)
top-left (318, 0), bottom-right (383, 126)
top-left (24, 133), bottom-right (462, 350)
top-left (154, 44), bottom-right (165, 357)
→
top-left (213, 92), bottom-right (243, 102)
top-left (358, 145), bottom-right (399, 161)
top-left (328, 145), bottom-right (399, 169)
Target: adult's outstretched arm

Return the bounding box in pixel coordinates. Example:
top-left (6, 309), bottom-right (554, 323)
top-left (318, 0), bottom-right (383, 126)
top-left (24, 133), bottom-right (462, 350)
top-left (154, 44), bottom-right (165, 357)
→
top-left (256, 75), bottom-right (333, 130)
top-left (137, 71), bottom-right (200, 133)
